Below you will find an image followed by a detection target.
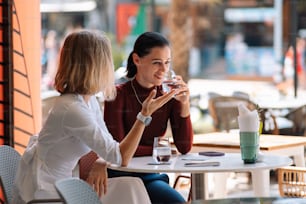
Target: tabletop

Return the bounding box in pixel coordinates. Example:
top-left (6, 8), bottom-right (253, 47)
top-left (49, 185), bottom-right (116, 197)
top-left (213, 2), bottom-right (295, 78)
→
top-left (190, 197), bottom-right (306, 204)
top-left (109, 153), bottom-right (292, 174)
top-left (110, 153), bottom-right (292, 200)
top-left (192, 132), bottom-right (306, 151)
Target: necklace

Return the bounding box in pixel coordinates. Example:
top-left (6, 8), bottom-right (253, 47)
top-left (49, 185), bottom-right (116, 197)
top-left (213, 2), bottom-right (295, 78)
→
top-left (131, 80), bottom-right (143, 105)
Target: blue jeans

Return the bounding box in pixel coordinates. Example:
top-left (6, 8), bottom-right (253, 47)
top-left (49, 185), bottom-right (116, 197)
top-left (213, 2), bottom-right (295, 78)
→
top-left (108, 169), bottom-right (186, 204)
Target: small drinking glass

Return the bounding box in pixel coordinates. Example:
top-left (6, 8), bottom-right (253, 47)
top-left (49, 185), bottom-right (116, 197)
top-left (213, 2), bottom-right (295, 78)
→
top-left (162, 69), bottom-right (177, 93)
top-left (152, 137), bottom-right (171, 164)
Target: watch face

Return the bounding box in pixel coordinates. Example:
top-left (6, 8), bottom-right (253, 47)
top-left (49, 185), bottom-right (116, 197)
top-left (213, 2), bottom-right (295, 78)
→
top-left (137, 112), bottom-right (152, 126)
top-left (144, 117), bottom-right (152, 126)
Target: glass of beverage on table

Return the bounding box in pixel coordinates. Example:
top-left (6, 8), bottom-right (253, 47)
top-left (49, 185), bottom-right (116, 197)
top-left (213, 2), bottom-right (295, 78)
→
top-left (162, 68), bottom-right (178, 93)
top-left (152, 137), bottom-right (171, 164)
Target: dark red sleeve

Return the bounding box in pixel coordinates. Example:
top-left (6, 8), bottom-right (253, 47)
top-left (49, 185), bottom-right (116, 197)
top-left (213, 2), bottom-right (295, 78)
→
top-left (104, 86), bottom-right (126, 143)
top-left (134, 146), bottom-right (152, 157)
top-left (170, 101), bottom-right (193, 154)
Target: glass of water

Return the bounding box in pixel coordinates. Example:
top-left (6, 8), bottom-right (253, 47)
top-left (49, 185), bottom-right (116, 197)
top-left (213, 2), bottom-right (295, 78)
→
top-left (162, 69), bottom-right (177, 93)
top-left (152, 137), bottom-right (171, 164)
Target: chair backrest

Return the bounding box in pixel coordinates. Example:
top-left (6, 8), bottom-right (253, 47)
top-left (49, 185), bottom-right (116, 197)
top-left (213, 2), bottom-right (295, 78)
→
top-left (232, 91), bottom-right (250, 100)
top-left (55, 178), bottom-right (101, 204)
top-left (0, 145), bottom-right (21, 203)
top-left (285, 105), bottom-right (306, 136)
top-left (207, 92), bottom-right (222, 99)
top-left (278, 166), bottom-right (306, 198)
top-left (208, 96), bottom-right (257, 132)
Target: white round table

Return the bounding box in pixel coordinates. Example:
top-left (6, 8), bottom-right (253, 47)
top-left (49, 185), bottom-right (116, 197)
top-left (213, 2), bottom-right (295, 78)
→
top-left (109, 153), bottom-right (292, 200)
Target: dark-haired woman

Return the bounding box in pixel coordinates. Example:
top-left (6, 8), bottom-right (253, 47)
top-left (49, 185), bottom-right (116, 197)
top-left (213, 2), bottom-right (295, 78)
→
top-left (104, 31), bottom-right (193, 203)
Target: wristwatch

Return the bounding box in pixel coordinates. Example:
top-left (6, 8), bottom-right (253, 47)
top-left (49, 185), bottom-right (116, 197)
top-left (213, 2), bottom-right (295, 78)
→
top-left (137, 112), bottom-right (152, 126)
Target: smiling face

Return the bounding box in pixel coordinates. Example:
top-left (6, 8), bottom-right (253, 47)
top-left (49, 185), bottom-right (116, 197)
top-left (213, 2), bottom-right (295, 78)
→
top-left (133, 46), bottom-right (171, 88)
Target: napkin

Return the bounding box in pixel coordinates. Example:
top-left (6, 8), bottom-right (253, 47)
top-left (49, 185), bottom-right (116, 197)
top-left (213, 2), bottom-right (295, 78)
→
top-left (237, 103), bottom-right (260, 132)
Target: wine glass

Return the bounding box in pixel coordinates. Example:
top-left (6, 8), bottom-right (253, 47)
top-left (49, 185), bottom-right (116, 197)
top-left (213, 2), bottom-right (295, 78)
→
top-left (152, 137), bottom-right (171, 164)
top-left (162, 69), bottom-right (177, 93)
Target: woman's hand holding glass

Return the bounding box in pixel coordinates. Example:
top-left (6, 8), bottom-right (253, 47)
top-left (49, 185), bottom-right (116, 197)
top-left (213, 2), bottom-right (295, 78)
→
top-left (162, 69), bottom-right (189, 104)
top-left (162, 69), bottom-right (178, 93)
top-left (172, 75), bottom-right (189, 104)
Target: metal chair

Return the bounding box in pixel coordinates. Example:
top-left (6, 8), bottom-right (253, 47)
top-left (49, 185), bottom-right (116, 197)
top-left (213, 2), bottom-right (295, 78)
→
top-left (208, 95), bottom-right (279, 134)
top-left (232, 91), bottom-right (250, 99)
top-left (0, 145), bottom-right (62, 204)
top-left (208, 95), bottom-right (258, 132)
top-left (173, 174), bottom-right (191, 201)
top-left (284, 105), bottom-right (306, 136)
top-left (0, 145), bottom-right (21, 204)
top-left (55, 178), bottom-right (101, 204)
top-left (278, 166), bottom-right (306, 197)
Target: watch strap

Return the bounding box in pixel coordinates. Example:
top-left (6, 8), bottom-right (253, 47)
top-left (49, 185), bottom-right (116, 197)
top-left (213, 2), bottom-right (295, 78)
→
top-left (137, 112), bottom-right (152, 126)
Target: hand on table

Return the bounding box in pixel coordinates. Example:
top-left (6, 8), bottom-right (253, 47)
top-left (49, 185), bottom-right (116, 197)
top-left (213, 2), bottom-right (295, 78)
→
top-left (86, 158), bottom-right (109, 197)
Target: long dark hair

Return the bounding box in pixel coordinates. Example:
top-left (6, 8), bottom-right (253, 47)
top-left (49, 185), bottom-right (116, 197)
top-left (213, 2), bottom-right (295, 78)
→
top-left (126, 32), bottom-right (169, 78)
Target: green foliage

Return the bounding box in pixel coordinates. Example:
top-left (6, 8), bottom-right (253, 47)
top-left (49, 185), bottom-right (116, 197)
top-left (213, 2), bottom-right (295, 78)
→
top-left (105, 32), bottom-right (125, 70)
top-left (112, 45), bottom-right (125, 70)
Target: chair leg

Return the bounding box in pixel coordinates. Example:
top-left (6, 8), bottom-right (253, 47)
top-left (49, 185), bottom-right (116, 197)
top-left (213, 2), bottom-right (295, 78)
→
top-left (187, 179), bottom-right (192, 201)
top-left (173, 174), bottom-right (192, 201)
top-left (173, 175), bottom-right (191, 189)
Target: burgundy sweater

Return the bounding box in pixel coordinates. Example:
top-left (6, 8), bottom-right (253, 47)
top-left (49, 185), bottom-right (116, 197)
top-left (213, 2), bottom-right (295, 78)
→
top-left (104, 79), bottom-right (193, 156)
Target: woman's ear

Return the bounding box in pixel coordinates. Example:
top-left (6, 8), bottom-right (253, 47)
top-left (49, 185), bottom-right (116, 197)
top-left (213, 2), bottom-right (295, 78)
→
top-left (132, 53), bottom-right (140, 66)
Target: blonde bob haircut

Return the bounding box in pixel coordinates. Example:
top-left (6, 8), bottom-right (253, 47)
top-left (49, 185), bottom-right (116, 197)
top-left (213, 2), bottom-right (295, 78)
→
top-left (54, 30), bottom-right (116, 100)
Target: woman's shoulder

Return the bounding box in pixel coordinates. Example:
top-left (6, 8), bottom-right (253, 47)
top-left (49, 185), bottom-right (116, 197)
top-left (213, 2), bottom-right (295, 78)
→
top-left (56, 94), bottom-right (79, 104)
top-left (53, 94), bottom-right (88, 112)
top-left (116, 81), bottom-right (132, 95)
top-left (117, 79), bottom-right (131, 88)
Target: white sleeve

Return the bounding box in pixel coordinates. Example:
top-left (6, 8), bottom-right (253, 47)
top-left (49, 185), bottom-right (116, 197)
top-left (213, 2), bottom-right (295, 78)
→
top-left (62, 99), bottom-right (122, 165)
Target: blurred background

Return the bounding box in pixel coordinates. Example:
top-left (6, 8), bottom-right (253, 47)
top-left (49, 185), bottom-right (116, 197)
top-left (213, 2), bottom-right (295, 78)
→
top-left (39, 0), bottom-right (306, 133)
top-left (2, 0), bottom-right (306, 151)
top-left (0, 1), bottom-right (303, 199)
top-left (40, 0), bottom-right (306, 84)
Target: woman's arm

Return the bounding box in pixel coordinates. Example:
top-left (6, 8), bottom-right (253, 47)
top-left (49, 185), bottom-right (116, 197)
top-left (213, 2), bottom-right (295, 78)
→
top-left (170, 101), bottom-right (193, 154)
top-left (167, 75), bottom-right (193, 154)
top-left (119, 89), bottom-right (176, 166)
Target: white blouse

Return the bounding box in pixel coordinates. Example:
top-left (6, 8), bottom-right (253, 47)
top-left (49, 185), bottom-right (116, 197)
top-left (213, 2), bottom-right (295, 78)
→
top-left (14, 94), bottom-right (121, 203)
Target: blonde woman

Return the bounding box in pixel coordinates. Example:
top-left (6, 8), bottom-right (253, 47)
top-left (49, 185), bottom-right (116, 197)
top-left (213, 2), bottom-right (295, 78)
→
top-left (13, 30), bottom-right (176, 204)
